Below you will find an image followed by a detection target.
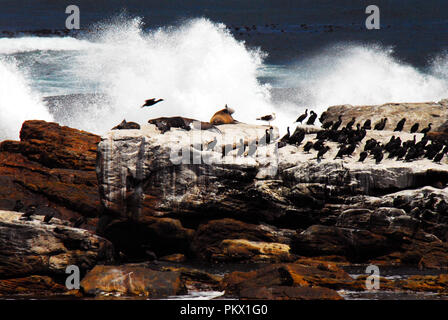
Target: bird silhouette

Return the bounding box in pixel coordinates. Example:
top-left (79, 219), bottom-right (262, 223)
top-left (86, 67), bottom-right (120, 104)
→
top-left (257, 113), bottom-right (276, 125)
top-left (141, 98), bottom-right (164, 108)
top-left (296, 109), bottom-right (308, 123)
top-left (410, 123), bottom-right (419, 133)
top-left (420, 123), bottom-right (432, 135)
top-left (394, 118), bottom-right (406, 132)
top-left (306, 111), bottom-right (318, 125)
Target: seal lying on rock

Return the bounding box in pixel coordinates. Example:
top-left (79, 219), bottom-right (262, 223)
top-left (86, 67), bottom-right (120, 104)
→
top-left (148, 117), bottom-right (221, 134)
top-left (210, 105), bottom-right (238, 125)
top-left (112, 119), bottom-right (141, 130)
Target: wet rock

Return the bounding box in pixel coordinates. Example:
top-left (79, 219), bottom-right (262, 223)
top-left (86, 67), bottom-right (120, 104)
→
top-left (0, 211), bottom-right (114, 278)
top-left (239, 285), bottom-right (343, 300)
top-left (221, 262), bottom-right (357, 299)
top-left (0, 275), bottom-right (66, 296)
top-left (80, 264), bottom-right (187, 297)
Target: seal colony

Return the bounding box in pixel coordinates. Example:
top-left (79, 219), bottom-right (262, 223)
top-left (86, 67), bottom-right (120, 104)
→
top-left (110, 99), bottom-right (447, 165)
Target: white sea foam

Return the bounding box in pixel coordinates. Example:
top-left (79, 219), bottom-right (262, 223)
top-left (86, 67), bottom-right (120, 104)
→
top-left (63, 17), bottom-right (277, 134)
top-left (280, 44), bottom-right (448, 116)
top-left (0, 57), bottom-right (53, 140)
top-left (0, 37), bottom-right (95, 55)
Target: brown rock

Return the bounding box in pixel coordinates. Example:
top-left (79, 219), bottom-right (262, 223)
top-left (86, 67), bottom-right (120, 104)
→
top-left (0, 211), bottom-right (114, 278)
top-left (159, 253), bottom-right (186, 263)
top-left (0, 275), bottom-right (66, 296)
top-left (80, 265), bottom-right (187, 297)
top-left (221, 262), bottom-right (358, 298)
top-left (190, 218), bottom-right (289, 261)
top-left (160, 265), bottom-right (222, 291)
top-left (291, 225), bottom-right (391, 262)
top-left (101, 216), bottom-right (194, 258)
top-left (239, 285), bottom-right (343, 300)
top-left (214, 239), bottom-right (294, 263)
top-left (0, 120), bottom-right (101, 229)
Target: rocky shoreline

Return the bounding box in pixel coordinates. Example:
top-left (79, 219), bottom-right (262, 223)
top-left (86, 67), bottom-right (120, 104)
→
top-left (1, 101), bottom-right (448, 300)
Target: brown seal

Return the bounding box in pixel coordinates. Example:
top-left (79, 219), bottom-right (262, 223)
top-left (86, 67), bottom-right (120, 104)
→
top-left (210, 105), bottom-right (237, 125)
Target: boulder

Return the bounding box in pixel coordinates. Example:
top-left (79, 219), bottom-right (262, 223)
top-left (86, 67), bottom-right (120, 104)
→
top-left (321, 101), bottom-right (448, 133)
top-left (0, 211), bottom-right (114, 278)
top-left (291, 225), bottom-right (392, 262)
top-left (80, 264), bottom-right (187, 297)
top-left (190, 218), bottom-right (294, 261)
top-left (214, 239), bottom-right (294, 263)
top-left (239, 285), bottom-right (343, 300)
top-left (0, 275), bottom-right (66, 296)
top-left (0, 120), bottom-right (101, 230)
top-left (221, 261), bottom-right (358, 299)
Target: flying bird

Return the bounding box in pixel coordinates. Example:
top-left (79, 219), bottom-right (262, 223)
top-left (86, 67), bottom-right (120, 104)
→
top-left (141, 98), bottom-right (164, 108)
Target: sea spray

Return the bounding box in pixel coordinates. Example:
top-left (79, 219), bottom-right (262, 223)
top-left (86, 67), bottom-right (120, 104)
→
top-left (66, 17), bottom-right (279, 134)
top-left (0, 57), bottom-right (53, 140)
top-left (278, 44), bottom-right (448, 116)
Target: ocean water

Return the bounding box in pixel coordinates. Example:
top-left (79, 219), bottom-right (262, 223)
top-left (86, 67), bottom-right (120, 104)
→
top-left (1, 1), bottom-right (448, 140)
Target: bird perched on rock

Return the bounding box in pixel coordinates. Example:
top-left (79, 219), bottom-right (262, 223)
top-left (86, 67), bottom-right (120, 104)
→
top-left (420, 123), bottom-right (432, 135)
top-left (289, 127), bottom-right (305, 146)
top-left (331, 115), bottom-right (343, 131)
top-left (394, 118), bottom-right (406, 132)
top-left (374, 150), bottom-right (384, 164)
top-left (374, 118), bottom-right (387, 130)
top-left (141, 98), bottom-right (164, 107)
top-left (358, 151), bottom-right (368, 162)
top-left (303, 141), bottom-right (313, 153)
top-left (433, 151), bottom-right (445, 164)
top-left (362, 119), bottom-right (371, 130)
top-left (257, 113), bottom-right (276, 125)
top-left (410, 123), bottom-right (419, 133)
top-left (321, 120), bottom-right (333, 130)
top-left (345, 117), bottom-right (356, 130)
top-left (21, 205), bottom-right (36, 220)
top-left (12, 200), bottom-right (24, 212)
top-left (295, 109), bottom-right (308, 123)
top-left (306, 111), bottom-right (318, 125)
top-left (316, 146), bottom-right (330, 160)
top-left (280, 127), bottom-right (290, 143)
top-left (259, 127), bottom-right (273, 145)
